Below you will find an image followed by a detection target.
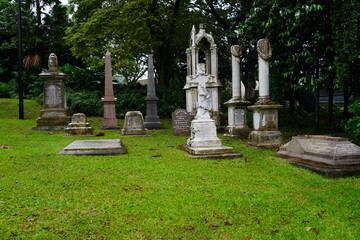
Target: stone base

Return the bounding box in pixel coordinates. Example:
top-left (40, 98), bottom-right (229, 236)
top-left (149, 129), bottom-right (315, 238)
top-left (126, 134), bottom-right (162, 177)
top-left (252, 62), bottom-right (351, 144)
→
top-left (58, 139), bottom-right (126, 155)
top-left (278, 156), bottom-right (360, 178)
top-left (101, 118), bottom-right (119, 129)
top-left (248, 130), bottom-right (282, 148)
top-left (33, 108), bottom-right (71, 131)
top-left (144, 116), bottom-right (162, 129)
top-left (224, 125), bottom-right (250, 139)
top-left (187, 118), bottom-right (222, 148)
top-left (179, 144), bottom-right (242, 159)
top-left (65, 127), bottom-right (94, 136)
top-left (121, 129), bottom-right (149, 136)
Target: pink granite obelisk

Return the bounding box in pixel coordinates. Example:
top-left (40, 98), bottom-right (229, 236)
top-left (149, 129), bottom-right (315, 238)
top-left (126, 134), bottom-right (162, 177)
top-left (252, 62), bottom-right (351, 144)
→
top-left (101, 51), bottom-right (119, 129)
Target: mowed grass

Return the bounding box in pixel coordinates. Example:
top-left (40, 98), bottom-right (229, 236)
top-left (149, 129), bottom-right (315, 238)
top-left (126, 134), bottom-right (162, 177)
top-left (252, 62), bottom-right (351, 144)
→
top-left (0, 100), bottom-right (359, 239)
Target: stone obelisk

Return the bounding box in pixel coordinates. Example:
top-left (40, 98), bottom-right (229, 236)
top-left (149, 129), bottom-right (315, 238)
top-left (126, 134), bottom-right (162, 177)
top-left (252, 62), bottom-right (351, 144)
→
top-left (224, 45), bottom-right (250, 138)
top-left (248, 39), bottom-right (282, 148)
top-left (33, 53), bottom-right (71, 131)
top-left (144, 54), bottom-right (162, 129)
top-left (101, 51), bottom-right (119, 129)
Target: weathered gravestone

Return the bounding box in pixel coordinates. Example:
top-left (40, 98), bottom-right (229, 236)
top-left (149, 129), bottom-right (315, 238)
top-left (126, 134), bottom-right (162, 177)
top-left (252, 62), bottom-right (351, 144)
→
top-left (33, 53), bottom-right (71, 131)
top-left (59, 139), bottom-right (126, 155)
top-left (121, 111), bottom-right (149, 136)
top-left (172, 109), bottom-right (191, 136)
top-left (277, 135), bottom-right (360, 177)
top-left (65, 113), bottom-right (94, 136)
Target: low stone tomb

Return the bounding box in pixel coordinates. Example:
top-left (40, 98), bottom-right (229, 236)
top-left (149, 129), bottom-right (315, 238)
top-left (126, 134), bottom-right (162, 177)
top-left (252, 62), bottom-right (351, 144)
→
top-left (277, 135), bottom-right (360, 177)
top-left (121, 111), bottom-right (149, 136)
top-left (58, 139), bottom-right (126, 155)
top-left (65, 113), bottom-right (94, 136)
top-left (172, 109), bottom-right (191, 136)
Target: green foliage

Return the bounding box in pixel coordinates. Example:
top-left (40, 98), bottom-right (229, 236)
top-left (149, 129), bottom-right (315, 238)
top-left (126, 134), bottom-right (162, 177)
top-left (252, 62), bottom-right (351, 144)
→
top-left (66, 90), bottom-right (103, 116)
top-left (344, 99), bottom-right (360, 145)
top-left (114, 82), bottom-right (147, 118)
top-left (0, 82), bottom-right (11, 98)
top-left (61, 64), bottom-right (103, 91)
top-left (157, 84), bottom-right (186, 118)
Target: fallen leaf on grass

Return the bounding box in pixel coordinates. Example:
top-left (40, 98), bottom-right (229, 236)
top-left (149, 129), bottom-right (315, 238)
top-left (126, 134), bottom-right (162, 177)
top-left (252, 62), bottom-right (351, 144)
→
top-left (0, 145), bottom-right (13, 149)
top-left (223, 234), bottom-right (231, 239)
top-left (96, 132), bottom-right (105, 136)
top-left (28, 218), bottom-right (36, 222)
top-left (317, 213), bottom-right (323, 218)
top-left (47, 132), bottom-right (54, 135)
top-left (209, 224), bottom-right (219, 228)
top-left (302, 220), bottom-right (309, 224)
top-left (157, 222), bottom-right (163, 225)
top-left (0, 201), bottom-right (5, 204)
top-left (151, 155), bottom-right (162, 157)
top-left (149, 148), bottom-right (157, 151)
top-left (316, 229), bottom-right (320, 233)
top-left (200, 178), bottom-right (208, 181)
top-left (224, 222), bottom-right (233, 226)
top-left (184, 226), bottom-right (195, 230)
top-left (320, 209), bottom-right (326, 213)
top-left (305, 227), bottom-right (316, 231)
top-left (22, 225), bottom-right (30, 229)
top-left (216, 217), bottom-right (223, 219)
top-left (244, 237), bottom-right (251, 240)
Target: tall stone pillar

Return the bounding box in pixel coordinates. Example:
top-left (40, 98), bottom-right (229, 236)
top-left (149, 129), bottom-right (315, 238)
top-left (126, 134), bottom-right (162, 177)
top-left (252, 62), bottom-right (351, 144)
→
top-left (101, 51), bottom-right (119, 129)
top-left (224, 45), bottom-right (250, 138)
top-left (248, 39), bottom-right (282, 148)
top-left (144, 54), bottom-right (162, 129)
top-left (33, 53), bottom-right (71, 131)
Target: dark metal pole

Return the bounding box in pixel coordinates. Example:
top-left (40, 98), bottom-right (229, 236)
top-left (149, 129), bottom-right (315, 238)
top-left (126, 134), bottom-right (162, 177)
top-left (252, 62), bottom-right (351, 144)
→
top-left (17, 0), bottom-right (24, 119)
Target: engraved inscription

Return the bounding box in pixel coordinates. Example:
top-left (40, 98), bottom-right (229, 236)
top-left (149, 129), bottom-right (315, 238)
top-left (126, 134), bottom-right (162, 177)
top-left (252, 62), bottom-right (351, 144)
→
top-left (172, 109), bottom-right (191, 135)
top-left (306, 140), bottom-right (335, 155)
top-left (336, 143), bottom-right (360, 155)
top-left (45, 84), bottom-right (62, 107)
top-left (234, 109), bottom-right (244, 126)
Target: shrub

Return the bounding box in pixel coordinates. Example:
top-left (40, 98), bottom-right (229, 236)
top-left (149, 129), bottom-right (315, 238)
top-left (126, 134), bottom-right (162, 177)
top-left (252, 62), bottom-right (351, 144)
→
top-left (66, 90), bottom-right (103, 116)
top-left (0, 82), bottom-right (10, 98)
top-left (344, 99), bottom-right (360, 145)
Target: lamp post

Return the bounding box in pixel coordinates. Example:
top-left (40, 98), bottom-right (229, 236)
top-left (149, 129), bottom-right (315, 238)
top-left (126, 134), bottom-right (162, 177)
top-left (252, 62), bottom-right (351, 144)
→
top-left (17, 0), bottom-right (24, 119)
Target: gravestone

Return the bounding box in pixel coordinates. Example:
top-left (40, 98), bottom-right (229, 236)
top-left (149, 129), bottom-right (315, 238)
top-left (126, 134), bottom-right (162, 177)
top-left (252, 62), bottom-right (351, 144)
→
top-left (65, 113), bottom-right (94, 136)
top-left (121, 111), bottom-right (149, 136)
top-left (184, 24), bottom-right (222, 125)
top-left (172, 109), bottom-right (191, 136)
top-left (248, 39), bottom-right (282, 148)
top-left (224, 45), bottom-right (251, 138)
top-left (59, 139), bottom-right (126, 155)
top-left (144, 54), bottom-right (162, 129)
top-left (101, 51), bottom-right (119, 129)
top-left (277, 135), bottom-right (360, 177)
top-left (33, 53), bottom-right (71, 131)
top-left (179, 64), bottom-right (241, 159)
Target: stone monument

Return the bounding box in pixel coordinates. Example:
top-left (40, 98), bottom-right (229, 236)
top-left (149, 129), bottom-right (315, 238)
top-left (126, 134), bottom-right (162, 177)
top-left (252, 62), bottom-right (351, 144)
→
top-left (248, 39), bottom-right (282, 148)
top-left (33, 53), bottom-right (71, 131)
top-left (224, 45), bottom-right (251, 138)
top-left (179, 64), bottom-right (241, 158)
top-left (121, 111), bottom-right (149, 136)
top-left (65, 113), bottom-right (94, 136)
top-left (172, 109), bottom-right (191, 136)
top-left (101, 51), bottom-right (119, 129)
top-left (277, 135), bottom-right (360, 177)
top-left (184, 24), bottom-right (222, 125)
top-left (59, 139), bottom-right (126, 155)
top-left (144, 54), bottom-right (162, 129)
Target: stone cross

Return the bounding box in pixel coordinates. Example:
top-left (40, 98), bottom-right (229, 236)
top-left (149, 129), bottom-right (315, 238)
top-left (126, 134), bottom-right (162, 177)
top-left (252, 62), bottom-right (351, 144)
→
top-left (257, 39), bottom-right (272, 102)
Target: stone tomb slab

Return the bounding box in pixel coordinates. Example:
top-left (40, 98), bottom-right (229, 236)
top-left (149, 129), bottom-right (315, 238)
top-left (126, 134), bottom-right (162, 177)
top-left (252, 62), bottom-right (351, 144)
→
top-left (179, 145), bottom-right (242, 159)
top-left (59, 139), bottom-right (126, 155)
top-left (277, 135), bottom-right (360, 177)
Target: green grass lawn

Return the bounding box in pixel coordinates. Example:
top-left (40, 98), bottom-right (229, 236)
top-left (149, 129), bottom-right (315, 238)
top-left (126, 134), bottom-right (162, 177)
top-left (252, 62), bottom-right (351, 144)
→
top-left (0, 99), bottom-right (359, 239)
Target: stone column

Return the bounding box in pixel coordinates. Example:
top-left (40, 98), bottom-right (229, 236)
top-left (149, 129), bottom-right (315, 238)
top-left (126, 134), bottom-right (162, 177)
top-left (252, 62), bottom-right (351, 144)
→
top-left (248, 39), bottom-right (282, 148)
top-left (224, 45), bottom-right (250, 138)
top-left (33, 53), bottom-right (71, 131)
top-left (101, 51), bottom-right (119, 129)
top-left (144, 54), bottom-right (162, 129)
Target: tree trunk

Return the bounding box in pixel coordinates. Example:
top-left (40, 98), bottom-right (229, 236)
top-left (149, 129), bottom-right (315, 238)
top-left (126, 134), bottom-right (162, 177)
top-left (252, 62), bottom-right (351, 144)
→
top-left (328, 80), bottom-right (334, 129)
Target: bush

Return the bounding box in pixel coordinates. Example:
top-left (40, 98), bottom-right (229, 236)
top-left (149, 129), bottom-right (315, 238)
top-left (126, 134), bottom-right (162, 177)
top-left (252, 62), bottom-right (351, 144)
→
top-left (114, 82), bottom-right (147, 118)
top-left (344, 99), bottom-right (360, 145)
top-left (66, 90), bottom-right (103, 116)
top-left (0, 82), bottom-right (11, 98)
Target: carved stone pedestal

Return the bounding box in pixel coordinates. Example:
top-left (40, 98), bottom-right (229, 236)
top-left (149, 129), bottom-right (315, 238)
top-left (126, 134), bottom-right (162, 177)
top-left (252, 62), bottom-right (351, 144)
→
top-left (121, 111), bottom-right (149, 136)
top-left (224, 100), bottom-right (250, 138)
top-left (248, 104), bottom-right (282, 148)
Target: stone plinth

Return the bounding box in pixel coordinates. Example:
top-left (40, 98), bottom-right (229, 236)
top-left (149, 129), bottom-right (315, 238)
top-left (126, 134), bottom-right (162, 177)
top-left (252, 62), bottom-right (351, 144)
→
top-left (33, 53), bottom-right (70, 131)
top-left (65, 113), bottom-right (94, 136)
top-left (277, 135), bottom-right (360, 177)
top-left (59, 139), bottom-right (126, 155)
top-left (224, 100), bottom-right (251, 138)
top-left (121, 111), bottom-right (149, 136)
top-left (172, 109), bottom-right (191, 136)
top-left (248, 104), bottom-right (282, 148)
top-left (101, 51), bottom-right (119, 129)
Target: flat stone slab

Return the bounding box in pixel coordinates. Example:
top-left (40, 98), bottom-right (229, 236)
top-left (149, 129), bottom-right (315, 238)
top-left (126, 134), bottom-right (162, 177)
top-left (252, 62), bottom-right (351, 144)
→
top-left (58, 139), bottom-right (126, 155)
top-left (277, 135), bottom-right (360, 177)
top-left (179, 144), bottom-right (242, 159)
